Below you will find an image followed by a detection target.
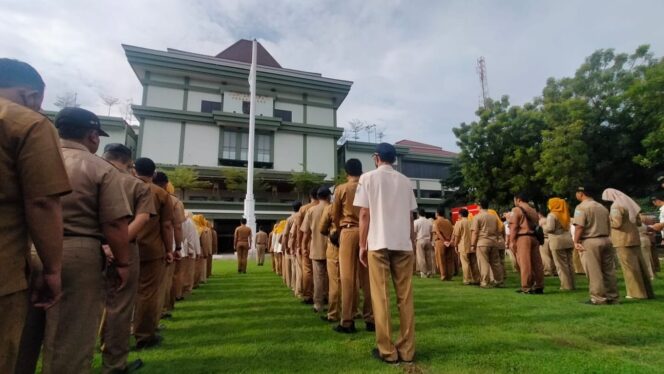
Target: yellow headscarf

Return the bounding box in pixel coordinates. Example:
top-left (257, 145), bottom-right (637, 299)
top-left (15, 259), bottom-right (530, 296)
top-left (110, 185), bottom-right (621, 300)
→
top-left (192, 214), bottom-right (207, 235)
top-left (547, 198), bottom-right (570, 229)
top-left (488, 209), bottom-right (504, 232)
top-left (166, 182), bottom-right (175, 195)
top-left (274, 220), bottom-right (287, 234)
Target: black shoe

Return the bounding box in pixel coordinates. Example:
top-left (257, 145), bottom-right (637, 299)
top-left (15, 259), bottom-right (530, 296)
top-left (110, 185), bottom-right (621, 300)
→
top-left (320, 316), bottom-right (338, 323)
top-left (161, 312), bottom-right (172, 320)
top-left (333, 324), bottom-right (357, 334)
top-left (124, 359), bottom-right (144, 373)
top-left (135, 335), bottom-right (162, 350)
top-left (365, 322), bottom-right (375, 332)
top-left (371, 348), bottom-right (398, 364)
top-left (532, 288), bottom-right (544, 294)
top-left (313, 307), bottom-right (321, 313)
top-left (302, 299), bottom-right (314, 305)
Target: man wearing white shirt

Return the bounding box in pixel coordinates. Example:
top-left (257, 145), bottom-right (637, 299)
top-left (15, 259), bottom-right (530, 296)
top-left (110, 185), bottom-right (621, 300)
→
top-left (354, 143), bottom-right (417, 364)
top-left (413, 208), bottom-right (433, 278)
top-left (181, 212), bottom-right (200, 298)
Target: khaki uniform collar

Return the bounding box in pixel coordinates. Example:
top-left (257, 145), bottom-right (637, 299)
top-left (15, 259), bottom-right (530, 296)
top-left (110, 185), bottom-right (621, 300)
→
top-left (60, 139), bottom-right (90, 152)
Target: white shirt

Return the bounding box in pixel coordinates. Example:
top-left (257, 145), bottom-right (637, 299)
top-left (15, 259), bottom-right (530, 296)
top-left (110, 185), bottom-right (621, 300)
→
top-left (414, 216), bottom-right (432, 241)
top-left (354, 164), bottom-right (418, 251)
top-left (183, 218), bottom-right (201, 258)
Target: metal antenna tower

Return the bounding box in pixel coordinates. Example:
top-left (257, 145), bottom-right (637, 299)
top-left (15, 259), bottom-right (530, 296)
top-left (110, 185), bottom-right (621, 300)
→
top-left (476, 56), bottom-right (490, 108)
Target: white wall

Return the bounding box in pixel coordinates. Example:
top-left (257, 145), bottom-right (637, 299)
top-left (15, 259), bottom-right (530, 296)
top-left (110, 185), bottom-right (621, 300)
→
top-left (141, 119), bottom-right (181, 164)
top-left (345, 150), bottom-right (375, 172)
top-left (182, 123), bottom-right (219, 166)
top-left (190, 79), bottom-right (220, 90)
top-left (97, 127), bottom-right (125, 156)
top-left (306, 136), bottom-right (335, 179)
top-left (150, 73), bottom-right (184, 85)
top-left (146, 86), bottom-right (184, 110)
top-left (187, 90), bottom-right (222, 112)
top-left (307, 106), bottom-right (334, 127)
top-left (273, 133), bottom-right (303, 172)
top-left (223, 91), bottom-right (274, 116)
top-left (274, 102), bottom-right (304, 123)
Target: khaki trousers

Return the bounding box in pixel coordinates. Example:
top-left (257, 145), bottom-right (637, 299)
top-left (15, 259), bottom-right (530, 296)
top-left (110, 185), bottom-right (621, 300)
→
top-left (161, 262), bottom-right (175, 313)
top-left (573, 248), bottom-right (585, 274)
top-left (135, 258), bottom-right (166, 344)
top-left (294, 253), bottom-right (303, 297)
top-left (271, 252), bottom-right (276, 272)
top-left (415, 239), bottom-right (434, 276)
top-left (507, 248), bottom-right (520, 272)
top-left (207, 255), bottom-right (213, 278)
top-left (0, 289), bottom-right (27, 374)
top-left (17, 237), bottom-right (104, 374)
top-left (434, 240), bottom-right (455, 280)
top-left (459, 251), bottom-right (480, 284)
top-left (180, 257), bottom-right (194, 297)
top-left (516, 236), bottom-right (544, 291)
top-left (615, 246), bottom-right (655, 299)
top-left (173, 258), bottom-right (184, 300)
top-left (257, 244), bottom-right (267, 265)
top-left (640, 240), bottom-right (655, 279)
top-left (339, 228), bottom-right (373, 327)
top-left (312, 259), bottom-right (328, 310)
top-left (302, 250), bottom-right (313, 300)
top-left (283, 254), bottom-right (292, 287)
top-left (580, 237), bottom-right (619, 304)
top-left (275, 253), bottom-right (282, 275)
top-left (552, 248), bottom-right (575, 290)
top-left (327, 248), bottom-right (341, 320)
top-left (477, 245), bottom-right (503, 287)
top-left (368, 249), bottom-right (415, 362)
top-left (193, 257), bottom-right (202, 287)
top-left (540, 239), bottom-right (557, 276)
top-left (101, 243), bottom-right (140, 373)
top-left (237, 242), bottom-right (249, 273)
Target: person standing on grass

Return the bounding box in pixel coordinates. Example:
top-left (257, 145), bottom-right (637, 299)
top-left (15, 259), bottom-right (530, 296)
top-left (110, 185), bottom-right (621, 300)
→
top-left (471, 200), bottom-right (504, 289)
top-left (573, 186), bottom-right (618, 305)
top-left (302, 187), bottom-right (332, 313)
top-left (509, 193), bottom-right (544, 294)
top-left (354, 143), bottom-right (417, 364)
top-left (414, 208), bottom-right (434, 278)
top-left (256, 227), bottom-right (268, 266)
top-left (234, 219), bottom-right (252, 274)
top-left (433, 207), bottom-right (455, 281)
top-left (452, 208), bottom-right (480, 285)
top-left (543, 198), bottom-right (576, 290)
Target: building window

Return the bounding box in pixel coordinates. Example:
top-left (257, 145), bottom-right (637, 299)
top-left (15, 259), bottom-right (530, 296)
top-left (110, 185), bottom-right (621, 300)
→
top-left (242, 101), bottom-right (250, 115)
top-left (201, 100), bottom-right (222, 113)
top-left (273, 109), bottom-right (292, 122)
top-left (220, 130), bottom-right (272, 167)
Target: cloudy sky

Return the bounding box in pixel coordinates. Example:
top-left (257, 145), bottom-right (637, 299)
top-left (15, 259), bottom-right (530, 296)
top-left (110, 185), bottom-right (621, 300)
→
top-left (2, 0), bottom-right (663, 151)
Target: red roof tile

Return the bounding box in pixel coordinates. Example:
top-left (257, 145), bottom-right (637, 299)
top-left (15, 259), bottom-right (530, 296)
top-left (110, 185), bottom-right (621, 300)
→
top-left (396, 139), bottom-right (458, 157)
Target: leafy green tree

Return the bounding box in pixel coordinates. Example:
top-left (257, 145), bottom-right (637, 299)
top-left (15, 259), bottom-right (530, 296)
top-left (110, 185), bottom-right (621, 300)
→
top-left (164, 167), bottom-right (211, 200)
top-left (290, 169), bottom-right (325, 199)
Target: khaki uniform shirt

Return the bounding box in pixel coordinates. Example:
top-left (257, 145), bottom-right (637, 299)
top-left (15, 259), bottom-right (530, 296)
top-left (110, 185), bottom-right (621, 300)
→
top-left (60, 140), bottom-right (131, 238)
top-left (117, 171), bottom-right (155, 223)
top-left (543, 213), bottom-right (573, 250)
top-left (0, 99), bottom-right (71, 296)
top-left (234, 225), bottom-right (252, 245)
top-left (283, 213), bottom-right (297, 254)
top-left (573, 199), bottom-right (610, 239)
top-left (453, 218), bottom-right (472, 253)
top-left (609, 205), bottom-right (641, 247)
top-left (256, 231), bottom-right (268, 246)
top-left (319, 204), bottom-right (339, 260)
top-left (434, 217), bottom-right (454, 242)
top-left (137, 183), bottom-right (174, 261)
top-left (298, 202), bottom-right (316, 254)
top-left (332, 180), bottom-right (360, 228)
top-left (471, 211), bottom-right (499, 247)
top-left (353, 165), bottom-right (418, 251)
top-left (302, 202), bottom-right (328, 260)
top-left (200, 228), bottom-right (213, 256)
top-left (170, 196), bottom-right (186, 226)
top-left (509, 203), bottom-right (539, 237)
top-left (211, 229), bottom-right (218, 254)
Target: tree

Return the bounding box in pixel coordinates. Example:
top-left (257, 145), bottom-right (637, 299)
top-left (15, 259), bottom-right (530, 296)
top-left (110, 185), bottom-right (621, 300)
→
top-left (290, 169), bottom-right (325, 199)
top-left (221, 168), bottom-right (247, 192)
top-left (54, 92), bottom-right (79, 109)
top-left (348, 119), bottom-right (365, 141)
top-left (119, 98), bottom-right (134, 124)
top-left (100, 94), bottom-right (119, 116)
top-left (164, 167), bottom-right (211, 200)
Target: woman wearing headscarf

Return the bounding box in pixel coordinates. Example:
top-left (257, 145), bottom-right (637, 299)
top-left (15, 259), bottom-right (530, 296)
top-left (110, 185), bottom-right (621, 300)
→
top-left (602, 188), bottom-right (655, 299)
top-left (543, 198), bottom-right (575, 290)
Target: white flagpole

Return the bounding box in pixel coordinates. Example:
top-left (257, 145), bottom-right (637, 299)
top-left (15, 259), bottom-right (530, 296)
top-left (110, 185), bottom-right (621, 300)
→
top-left (244, 39), bottom-right (257, 256)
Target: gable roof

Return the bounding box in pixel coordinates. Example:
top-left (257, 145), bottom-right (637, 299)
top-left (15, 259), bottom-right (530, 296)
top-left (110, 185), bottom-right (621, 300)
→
top-left (395, 139), bottom-right (458, 157)
top-left (215, 39), bottom-right (282, 68)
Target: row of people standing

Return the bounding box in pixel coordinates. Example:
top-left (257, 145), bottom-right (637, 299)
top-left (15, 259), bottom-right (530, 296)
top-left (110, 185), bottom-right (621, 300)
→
top-left (0, 58), bottom-right (217, 374)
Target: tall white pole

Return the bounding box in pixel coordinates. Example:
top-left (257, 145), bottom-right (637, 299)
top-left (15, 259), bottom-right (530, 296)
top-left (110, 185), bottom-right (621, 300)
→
top-left (244, 39), bottom-right (257, 255)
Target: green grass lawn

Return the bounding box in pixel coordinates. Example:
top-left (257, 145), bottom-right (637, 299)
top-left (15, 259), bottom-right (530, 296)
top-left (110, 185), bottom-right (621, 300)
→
top-left (94, 258), bottom-right (664, 373)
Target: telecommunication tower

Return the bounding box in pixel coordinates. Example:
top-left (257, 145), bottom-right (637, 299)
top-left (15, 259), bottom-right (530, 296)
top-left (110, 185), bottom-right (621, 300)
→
top-left (476, 57), bottom-right (490, 108)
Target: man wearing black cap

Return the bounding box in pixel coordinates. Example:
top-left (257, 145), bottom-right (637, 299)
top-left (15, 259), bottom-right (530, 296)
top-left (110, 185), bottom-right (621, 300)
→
top-left (100, 143), bottom-right (155, 373)
top-left (134, 157), bottom-right (174, 349)
top-left (0, 59), bottom-right (71, 374)
top-left (573, 186), bottom-right (618, 305)
top-left (332, 159), bottom-right (374, 334)
top-left (302, 186), bottom-right (332, 313)
top-left (354, 143), bottom-right (417, 364)
top-left (18, 107), bottom-right (132, 373)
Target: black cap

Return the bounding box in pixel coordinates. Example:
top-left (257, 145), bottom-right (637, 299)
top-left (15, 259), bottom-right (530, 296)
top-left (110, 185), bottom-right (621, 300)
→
top-left (576, 185), bottom-right (596, 195)
top-left (317, 186), bottom-right (331, 199)
top-left (375, 143), bottom-right (396, 163)
top-left (54, 107), bottom-right (109, 137)
top-left (103, 143), bottom-right (132, 158)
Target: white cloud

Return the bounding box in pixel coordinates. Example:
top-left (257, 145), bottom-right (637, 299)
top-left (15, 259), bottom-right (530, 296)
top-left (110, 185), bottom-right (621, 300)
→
top-left (2, 0), bottom-right (663, 151)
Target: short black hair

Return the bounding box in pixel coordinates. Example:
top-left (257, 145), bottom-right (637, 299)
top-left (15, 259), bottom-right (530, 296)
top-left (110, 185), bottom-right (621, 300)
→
top-left (292, 201), bottom-right (303, 212)
top-left (134, 157), bottom-right (156, 177)
top-left (460, 208), bottom-right (469, 218)
top-left (418, 208), bottom-right (426, 216)
top-left (57, 123), bottom-right (93, 140)
top-left (0, 58), bottom-right (45, 93)
top-left (436, 205), bottom-right (445, 216)
top-left (259, 226), bottom-right (264, 232)
top-left (153, 171), bottom-right (169, 186)
top-left (310, 187), bottom-right (319, 199)
top-left (103, 143), bottom-right (132, 164)
top-left (478, 199), bottom-right (490, 209)
top-left (652, 192), bottom-right (664, 201)
top-left (514, 192), bottom-right (529, 202)
top-left (317, 186), bottom-right (331, 199)
top-left (241, 218), bottom-right (247, 224)
top-left (345, 159), bottom-right (363, 177)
